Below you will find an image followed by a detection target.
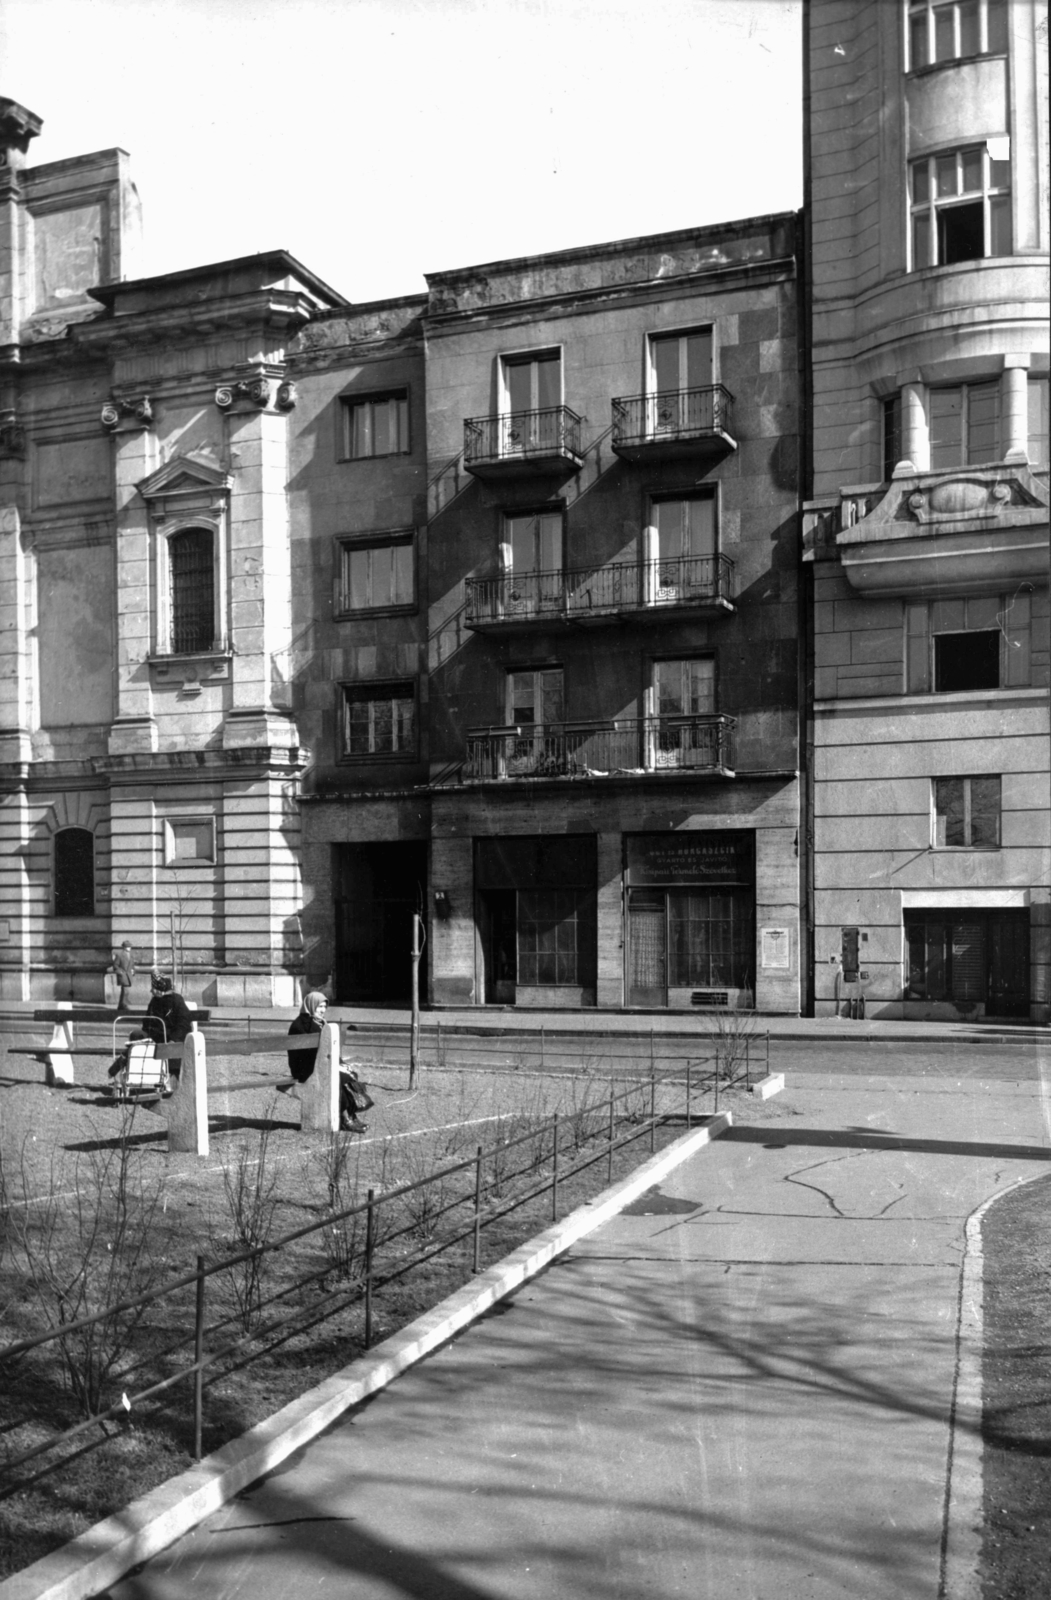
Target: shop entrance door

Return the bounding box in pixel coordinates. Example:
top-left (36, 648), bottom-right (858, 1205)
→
top-left (481, 890), bottom-right (518, 1005)
top-left (988, 913), bottom-right (1030, 1017)
top-left (628, 892), bottom-right (667, 1006)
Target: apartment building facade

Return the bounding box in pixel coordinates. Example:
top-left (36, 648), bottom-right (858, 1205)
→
top-left (803, 0), bottom-right (1050, 1019)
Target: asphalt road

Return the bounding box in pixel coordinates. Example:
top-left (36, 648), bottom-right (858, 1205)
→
top-left (101, 1060), bottom-right (1050, 1600)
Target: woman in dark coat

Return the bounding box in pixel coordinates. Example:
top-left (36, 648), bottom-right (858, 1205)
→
top-left (287, 991), bottom-right (371, 1133)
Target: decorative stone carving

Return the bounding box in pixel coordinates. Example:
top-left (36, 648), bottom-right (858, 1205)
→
top-left (0, 411), bottom-right (26, 458)
top-left (276, 381), bottom-right (297, 411)
top-left (101, 396), bottom-right (153, 431)
top-left (215, 376), bottom-right (274, 410)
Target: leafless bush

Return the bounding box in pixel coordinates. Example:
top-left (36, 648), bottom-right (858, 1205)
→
top-left (315, 1131), bottom-right (367, 1282)
top-left (210, 1104), bottom-right (281, 1332)
top-left (9, 1108), bottom-right (164, 1418)
top-left (705, 1008), bottom-right (760, 1085)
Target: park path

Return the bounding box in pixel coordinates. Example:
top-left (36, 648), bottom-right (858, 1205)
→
top-left (104, 1066), bottom-right (1049, 1600)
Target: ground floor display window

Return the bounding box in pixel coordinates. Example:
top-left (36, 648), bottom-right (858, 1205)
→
top-left (476, 835), bottom-right (597, 1006)
top-left (904, 908), bottom-right (1029, 1017)
top-left (625, 832), bottom-right (755, 1008)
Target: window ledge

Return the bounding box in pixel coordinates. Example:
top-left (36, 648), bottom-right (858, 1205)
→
top-left (907, 52), bottom-right (1007, 80)
top-left (337, 753), bottom-right (420, 765)
top-left (149, 652), bottom-right (232, 689)
top-left (334, 604), bottom-right (417, 622)
top-left (815, 686), bottom-right (1047, 712)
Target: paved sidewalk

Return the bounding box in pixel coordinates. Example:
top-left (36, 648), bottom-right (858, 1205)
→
top-left (101, 1068), bottom-right (1049, 1600)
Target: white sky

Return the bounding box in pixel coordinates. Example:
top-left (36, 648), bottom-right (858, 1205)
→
top-left (1, 0), bottom-right (802, 304)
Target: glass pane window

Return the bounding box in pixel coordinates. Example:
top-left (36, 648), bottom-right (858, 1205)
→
top-left (517, 889), bottom-right (595, 987)
top-left (340, 538), bottom-right (413, 612)
top-left (882, 393), bottom-right (903, 479)
top-left (508, 668), bottom-right (564, 727)
top-left (934, 775), bottom-right (1001, 847)
top-left (503, 351), bottom-right (561, 415)
top-left (506, 511), bottom-right (563, 576)
top-left (929, 382), bottom-right (1001, 466)
top-left (653, 497), bottom-right (716, 563)
top-left (1028, 377), bottom-right (1050, 468)
top-left (650, 328), bottom-right (713, 393)
top-left (169, 528), bottom-right (215, 654)
top-left (342, 392), bottom-right (410, 459)
top-left (908, 0), bottom-right (1008, 68)
top-left (667, 891), bottom-right (753, 989)
top-left (343, 683), bottom-right (415, 757)
top-left (909, 146), bottom-right (1011, 268)
top-left (655, 657), bottom-right (715, 718)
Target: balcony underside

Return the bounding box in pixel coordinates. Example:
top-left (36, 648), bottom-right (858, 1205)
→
top-left (464, 449), bottom-right (584, 481)
top-left (611, 429), bottom-right (737, 464)
top-left (466, 595), bottom-right (735, 633)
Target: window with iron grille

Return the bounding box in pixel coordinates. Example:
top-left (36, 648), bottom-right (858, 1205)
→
top-left (907, 0), bottom-right (1007, 70)
top-left (909, 146), bottom-right (1011, 268)
top-left (54, 828), bottom-right (95, 917)
top-left (169, 528), bottom-right (216, 654)
top-left (341, 682), bottom-right (416, 758)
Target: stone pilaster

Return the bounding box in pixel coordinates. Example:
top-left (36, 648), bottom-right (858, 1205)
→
top-left (108, 415), bottom-right (159, 754)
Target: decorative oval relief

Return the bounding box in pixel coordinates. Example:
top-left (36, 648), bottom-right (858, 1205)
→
top-left (928, 480), bottom-right (988, 514)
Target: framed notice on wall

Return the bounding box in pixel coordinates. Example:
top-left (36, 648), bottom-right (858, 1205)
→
top-left (760, 927), bottom-right (790, 969)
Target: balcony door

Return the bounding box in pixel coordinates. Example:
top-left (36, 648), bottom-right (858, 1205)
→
top-left (649, 329), bottom-right (713, 434)
top-left (650, 657), bottom-right (715, 768)
top-left (504, 667), bottom-right (564, 776)
top-left (501, 350), bottom-right (562, 453)
top-left (651, 496), bottom-right (716, 601)
top-left (503, 510), bottom-right (563, 616)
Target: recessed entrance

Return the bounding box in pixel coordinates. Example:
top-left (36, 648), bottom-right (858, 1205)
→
top-left (904, 908), bottom-right (1030, 1018)
top-left (334, 841), bottom-right (427, 1005)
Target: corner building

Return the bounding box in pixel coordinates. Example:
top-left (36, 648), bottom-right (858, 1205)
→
top-left (803, 0), bottom-right (1050, 1019)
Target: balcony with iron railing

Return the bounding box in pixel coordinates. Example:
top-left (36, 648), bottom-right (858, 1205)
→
top-left (611, 386), bottom-right (736, 461)
top-left (463, 406), bottom-right (584, 480)
top-left (462, 715), bottom-right (736, 782)
top-left (465, 553), bottom-right (735, 632)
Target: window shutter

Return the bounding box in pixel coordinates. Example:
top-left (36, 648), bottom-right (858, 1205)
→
top-left (905, 603), bottom-right (929, 692)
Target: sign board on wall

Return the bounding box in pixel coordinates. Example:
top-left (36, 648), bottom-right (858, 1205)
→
top-left (626, 831), bottom-right (754, 887)
top-left (761, 927), bottom-right (790, 969)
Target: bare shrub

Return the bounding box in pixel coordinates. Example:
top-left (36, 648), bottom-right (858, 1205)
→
top-left (316, 1131), bottom-right (366, 1282)
top-left (210, 1105), bottom-right (281, 1333)
top-left (9, 1107), bottom-right (164, 1418)
top-left (705, 1008), bottom-right (760, 1085)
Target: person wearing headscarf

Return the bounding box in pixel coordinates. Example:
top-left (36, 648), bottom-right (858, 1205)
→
top-left (287, 991), bottom-right (371, 1133)
top-left (142, 973), bottom-right (194, 1050)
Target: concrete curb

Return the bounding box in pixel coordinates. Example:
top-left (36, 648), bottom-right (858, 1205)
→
top-left (0, 1113), bottom-right (733, 1600)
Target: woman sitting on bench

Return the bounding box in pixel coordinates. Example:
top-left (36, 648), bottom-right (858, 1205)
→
top-left (287, 991), bottom-right (372, 1133)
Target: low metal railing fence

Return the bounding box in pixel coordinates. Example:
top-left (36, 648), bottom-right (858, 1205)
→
top-left (463, 406), bottom-right (582, 465)
top-left (611, 384), bottom-right (736, 447)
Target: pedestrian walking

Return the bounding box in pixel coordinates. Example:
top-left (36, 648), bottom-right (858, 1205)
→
top-left (111, 941), bottom-right (136, 1014)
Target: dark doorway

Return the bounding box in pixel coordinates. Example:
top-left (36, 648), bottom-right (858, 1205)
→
top-left (905, 908), bottom-right (1030, 1018)
top-left (334, 842), bottom-right (427, 1005)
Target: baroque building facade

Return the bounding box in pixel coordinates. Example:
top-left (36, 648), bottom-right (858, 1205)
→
top-left (803, 0), bottom-right (1050, 1019)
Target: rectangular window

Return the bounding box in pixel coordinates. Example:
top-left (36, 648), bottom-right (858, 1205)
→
top-left (507, 667), bottom-right (564, 727)
top-left (908, 0), bottom-right (1007, 69)
top-left (667, 892), bottom-right (752, 990)
top-left (169, 528), bottom-right (216, 654)
top-left (933, 776), bottom-right (1001, 847)
top-left (929, 381), bottom-right (1001, 467)
top-left (654, 657), bottom-right (716, 719)
top-left (1028, 377), bottom-right (1050, 468)
top-left (517, 889), bottom-right (594, 987)
top-left (502, 350), bottom-right (561, 415)
top-left (338, 535), bottom-right (414, 613)
top-left (910, 146), bottom-right (1011, 268)
top-left (934, 630), bottom-right (1000, 691)
top-left (650, 328), bottom-right (714, 394)
top-left (342, 682), bottom-right (415, 758)
top-left (341, 391), bottom-right (410, 459)
top-left (907, 596), bottom-right (1032, 694)
top-left (505, 510), bottom-right (563, 576)
top-left (882, 393), bottom-right (903, 479)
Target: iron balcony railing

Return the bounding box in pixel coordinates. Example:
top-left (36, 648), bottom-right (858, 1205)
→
top-left (611, 385), bottom-right (736, 450)
top-left (464, 715), bottom-right (736, 781)
top-left (463, 406), bottom-right (583, 467)
top-left (465, 553), bottom-right (735, 627)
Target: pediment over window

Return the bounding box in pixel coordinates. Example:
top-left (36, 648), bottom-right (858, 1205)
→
top-left (836, 463), bottom-right (1048, 547)
top-left (138, 453), bottom-right (232, 516)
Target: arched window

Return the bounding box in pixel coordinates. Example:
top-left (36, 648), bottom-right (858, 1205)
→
top-left (54, 828), bottom-right (95, 917)
top-left (169, 528), bottom-right (215, 653)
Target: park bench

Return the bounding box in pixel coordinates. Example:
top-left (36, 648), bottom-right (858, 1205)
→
top-left (28, 1004), bottom-right (211, 1088)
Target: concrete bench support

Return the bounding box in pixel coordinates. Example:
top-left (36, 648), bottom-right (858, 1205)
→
top-left (297, 1023), bottom-right (340, 1134)
top-left (45, 1004), bottom-right (76, 1087)
top-left (168, 1031), bottom-right (209, 1156)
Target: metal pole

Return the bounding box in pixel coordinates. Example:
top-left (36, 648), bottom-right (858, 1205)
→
top-left (540, 1024), bottom-right (545, 1072)
top-left (193, 1255), bottom-right (205, 1461)
top-left (364, 1187), bottom-right (375, 1349)
top-left (409, 914), bottom-right (421, 1089)
top-left (714, 1063), bottom-right (720, 1116)
top-left (436, 1017), bottom-right (442, 1069)
top-left (650, 1064), bottom-right (656, 1153)
top-left (649, 1027), bottom-right (655, 1077)
top-left (745, 1033), bottom-right (749, 1090)
top-left (473, 1145), bottom-right (483, 1273)
top-left (686, 1059), bottom-right (692, 1126)
top-left (170, 909), bottom-right (177, 988)
top-left (607, 1078), bottom-right (615, 1183)
top-left (551, 1113), bottom-right (560, 1221)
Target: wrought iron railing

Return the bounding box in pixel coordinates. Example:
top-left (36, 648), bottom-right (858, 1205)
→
top-left (611, 385), bottom-right (736, 448)
top-left (465, 553), bottom-right (735, 626)
top-left (463, 406), bottom-right (583, 466)
top-left (463, 715), bottom-right (736, 780)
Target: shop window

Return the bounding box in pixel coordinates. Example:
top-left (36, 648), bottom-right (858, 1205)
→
top-left (933, 776), bottom-right (1001, 847)
top-left (518, 889), bottom-right (592, 987)
top-left (169, 528), bottom-right (216, 654)
top-left (929, 382), bottom-right (1000, 467)
top-left (905, 909), bottom-right (1029, 1016)
top-left (907, 0), bottom-right (1007, 68)
top-left (910, 146), bottom-right (1011, 268)
top-left (54, 827), bottom-right (95, 917)
top-left (1029, 377), bottom-right (1050, 468)
top-left (337, 534), bottom-right (414, 614)
top-left (341, 391), bottom-right (410, 459)
top-left (668, 892), bottom-right (752, 989)
top-left (341, 681), bottom-right (415, 758)
top-left (906, 596), bottom-right (1032, 693)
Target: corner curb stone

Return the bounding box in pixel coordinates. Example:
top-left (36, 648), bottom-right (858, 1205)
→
top-left (0, 1112), bottom-right (732, 1600)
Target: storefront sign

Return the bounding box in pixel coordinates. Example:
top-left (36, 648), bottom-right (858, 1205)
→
top-left (761, 927), bottom-right (790, 969)
top-left (626, 831), bottom-right (753, 887)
